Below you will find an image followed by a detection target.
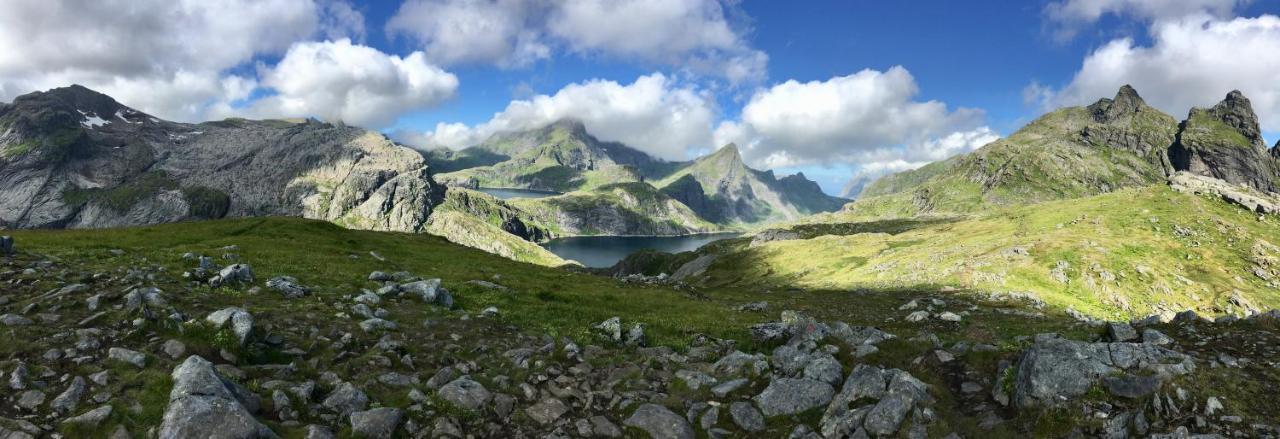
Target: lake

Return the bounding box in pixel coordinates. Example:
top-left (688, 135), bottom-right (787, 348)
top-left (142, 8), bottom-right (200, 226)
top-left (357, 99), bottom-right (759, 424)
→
top-left (476, 187), bottom-right (561, 199)
top-left (541, 233), bottom-right (742, 268)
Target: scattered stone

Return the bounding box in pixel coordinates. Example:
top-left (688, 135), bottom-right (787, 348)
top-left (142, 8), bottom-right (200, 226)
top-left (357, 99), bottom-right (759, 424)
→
top-left (265, 276), bottom-right (310, 298)
top-left (108, 347), bottom-right (147, 368)
top-left (163, 339), bottom-right (187, 359)
top-left (438, 377), bottom-right (491, 411)
top-left (729, 402), bottom-right (765, 432)
top-left (159, 356), bottom-right (275, 438)
top-left (624, 404), bottom-right (694, 439)
top-left (322, 382), bottom-right (369, 418)
top-left (937, 311), bottom-right (962, 322)
top-left (1107, 322), bottom-right (1138, 342)
top-left (206, 307), bottom-right (255, 345)
top-left (349, 407), bottom-right (403, 439)
top-left (61, 405), bottom-right (113, 428)
top-left (525, 398), bottom-right (570, 425)
top-left (905, 311), bottom-right (930, 322)
top-left (211, 263), bottom-right (255, 287)
top-left (711, 378), bottom-right (748, 398)
top-left (753, 378), bottom-right (835, 417)
top-left (0, 314), bottom-right (33, 326)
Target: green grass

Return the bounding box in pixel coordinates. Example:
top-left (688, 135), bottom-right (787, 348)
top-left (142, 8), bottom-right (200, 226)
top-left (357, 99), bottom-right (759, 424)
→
top-left (63, 170), bottom-right (179, 213)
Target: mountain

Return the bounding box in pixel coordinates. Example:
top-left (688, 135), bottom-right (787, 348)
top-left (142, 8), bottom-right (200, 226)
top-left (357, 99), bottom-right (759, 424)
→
top-left (0, 85), bottom-right (442, 230)
top-left (433, 119), bottom-right (669, 192)
top-left (428, 123), bottom-right (847, 231)
top-left (851, 85), bottom-right (1179, 215)
top-left (0, 85), bottom-right (574, 266)
top-left (655, 144), bottom-right (847, 224)
top-left (1168, 90), bottom-right (1280, 193)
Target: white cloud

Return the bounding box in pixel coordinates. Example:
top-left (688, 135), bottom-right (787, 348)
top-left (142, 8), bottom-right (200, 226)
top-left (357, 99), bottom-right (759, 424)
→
top-left (385, 0), bottom-right (550, 68)
top-left (386, 0), bottom-right (765, 82)
top-left (0, 0), bottom-right (323, 121)
top-left (239, 39), bottom-right (458, 128)
top-left (1044, 0), bottom-right (1246, 39)
top-left (403, 73), bottom-right (717, 161)
top-left (720, 67), bottom-right (988, 168)
top-left (1042, 13), bottom-right (1280, 132)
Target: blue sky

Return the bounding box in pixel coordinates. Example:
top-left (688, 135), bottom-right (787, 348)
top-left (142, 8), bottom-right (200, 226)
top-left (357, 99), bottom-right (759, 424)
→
top-left (3, 0), bottom-right (1279, 196)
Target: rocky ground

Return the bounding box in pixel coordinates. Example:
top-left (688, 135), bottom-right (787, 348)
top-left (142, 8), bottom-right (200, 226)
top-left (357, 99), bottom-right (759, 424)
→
top-left (2, 239), bottom-right (1279, 439)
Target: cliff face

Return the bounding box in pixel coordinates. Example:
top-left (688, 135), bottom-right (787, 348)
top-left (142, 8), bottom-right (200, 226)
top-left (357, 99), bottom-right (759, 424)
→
top-left (1168, 90), bottom-right (1279, 193)
top-left (0, 85), bottom-right (443, 232)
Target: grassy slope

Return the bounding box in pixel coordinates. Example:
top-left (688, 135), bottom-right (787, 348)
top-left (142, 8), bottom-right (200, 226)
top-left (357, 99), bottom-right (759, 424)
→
top-left (695, 185), bottom-right (1280, 320)
top-left (851, 106), bottom-right (1175, 217)
top-left (508, 182), bottom-right (721, 236)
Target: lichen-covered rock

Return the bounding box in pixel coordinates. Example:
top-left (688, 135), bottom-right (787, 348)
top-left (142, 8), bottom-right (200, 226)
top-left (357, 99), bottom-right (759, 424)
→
top-left (349, 407), bottom-right (403, 439)
top-left (159, 356), bottom-right (276, 439)
top-left (1012, 337), bottom-right (1194, 408)
top-left (623, 404), bottom-right (694, 439)
top-left (753, 378), bottom-right (835, 417)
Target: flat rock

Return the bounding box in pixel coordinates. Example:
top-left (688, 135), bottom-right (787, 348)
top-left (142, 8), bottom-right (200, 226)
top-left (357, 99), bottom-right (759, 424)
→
top-left (623, 404), bottom-right (694, 439)
top-left (753, 378), bottom-right (835, 417)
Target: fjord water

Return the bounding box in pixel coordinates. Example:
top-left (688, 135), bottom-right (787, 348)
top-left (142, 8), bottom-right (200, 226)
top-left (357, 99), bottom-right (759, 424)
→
top-left (540, 233), bottom-right (741, 268)
top-left (475, 187), bottom-right (561, 199)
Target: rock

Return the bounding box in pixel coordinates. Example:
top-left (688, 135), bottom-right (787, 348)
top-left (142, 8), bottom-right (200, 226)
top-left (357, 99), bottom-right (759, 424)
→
top-left (863, 372), bottom-right (928, 436)
top-left (211, 263), bottom-right (255, 287)
top-left (17, 390), bottom-right (45, 411)
top-left (108, 347), bottom-right (147, 368)
top-left (1103, 374), bottom-right (1161, 399)
top-left (349, 407), bottom-right (403, 439)
top-left (753, 378), bottom-right (835, 417)
top-left (359, 318), bottom-right (397, 332)
top-left (1168, 90), bottom-right (1279, 193)
top-left (480, 306), bottom-right (499, 318)
top-left (623, 404), bottom-right (694, 439)
top-left (0, 314), bottom-right (33, 326)
top-left (1107, 322), bottom-right (1138, 342)
top-left (400, 279), bottom-right (453, 307)
top-left (749, 322), bottom-right (788, 343)
top-left (675, 370), bottom-right (717, 390)
top-left (163, 339), bottom-right (187, 359)
top-left (590, 416), bottom-right (622, 438)
top-left (61, 405), bottom-right (113, 428)
top-left (50, 376), bottom-right (88, 414)
top-left (304, 425), bottom-right (335, 439)
top-left (159, 356), bottom-right (276, 439)
top-left (437, 377), bottom-right (491, 411)
top-left (1012, 338), bottom-right (1194, 408)
top-left (937, 311), bottom-right (962, 322)
top-left (713, 351), bottom-right (769, 377)
top-left (1142, 329), bottom-right (1174, 345)
top-left (626, 323), bottom-right (647, 346)
top-left (736, 301), bottom-right (769, 312)
top-left (525, 398), bottom-right (569, 425)
top-left (124, 287), bottom-right (166, 310)
top-left (802, 353), bottom-right (844, 386)
top-left (594, 317), bottom-right (623, 342)
top-left (729, 402), bottom-right (765, 432)
top-left (265, 276), bottom-right (310, 299)
top-left (905, 311), bottom-right (930, 322)
top-left (369, 271), bottom-right (391, 282)
top-left (1205, 396), bottom-right (1224, 416)
top-left (206, 307), bottom-right (255, 345)
top-left (8, 363), bottom-right (28, 389)
top-left (711, 378), bottom-right (748, 398)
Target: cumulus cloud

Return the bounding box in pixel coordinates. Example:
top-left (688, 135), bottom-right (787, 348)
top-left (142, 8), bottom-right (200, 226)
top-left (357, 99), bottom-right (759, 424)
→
top-left (386, 0), bottom-right (765, 82)
top-left (400, 73), bottom-right (717, 160)
top-left (238, 39), bottom-right (458, 128)
top-left (717, 67), bottom-right (989, 169)
top-left (0, 0), bottom-right (445, 128)
top-left (1044, 0), bottom-right (1246, 40)
top-left (1038, 13), bottom-right (1280, 132)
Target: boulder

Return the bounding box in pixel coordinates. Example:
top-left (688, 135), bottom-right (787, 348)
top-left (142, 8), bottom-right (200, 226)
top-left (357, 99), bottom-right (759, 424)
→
top-left (525, 398), bottom-right (569, 425)
top-left (159, 356), bottom-right (275, 439)
top-left (108, 347), bottom-right (147, 368)
top-left (753, 378), bottom-right (835, 417)
top-left (623, 404), bottom-right (694, 439)
top-left (729, 402), bottom-right (765, 432)
top-left (349, 408), bottom-right (403, 439)
top-left (61, 405), bottom-right (113, 428)
top-left (400, 279), bottom-right (454, 307)
top-left (321, 382), bottom-right (368, 418)
top-left (437, 377), bottom-right (491, 411)
top-left (211, 264), bottom-right (255, 287)
top-left (1012, 337), bottom-right (1194, 408)
top-left (206, 307), bottom-right (254, 346)
top-left (265, 276), bottom-right (310, 299)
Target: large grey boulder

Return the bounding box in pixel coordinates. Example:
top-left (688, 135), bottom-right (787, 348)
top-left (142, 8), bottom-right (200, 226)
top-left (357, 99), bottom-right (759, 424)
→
top-left (437, 377), bottom-right (491, 411)
top-left (211, 264), bottom-right (255, 287)
top-left (321, 382), bottom-right (368, 418)
top-left (753, 378), bottom-right (835, 417)
top-left (821, 365), bottom-right (930, 438)
top-left (623, 404), bottom-right (694, 439)
top-left (159, 356), bottom-right (276, 439)
top-left (349, 407), bottom-right (403, 439)
top-left (729, 402), bottom-right (765, 432)
top-left (1012, 337), bottom-right (1195, 408)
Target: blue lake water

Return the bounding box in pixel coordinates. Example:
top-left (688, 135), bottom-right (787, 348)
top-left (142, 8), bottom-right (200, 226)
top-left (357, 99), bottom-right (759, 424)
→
top-left (476, 187), bottom-right (561, 199)
top-left (541, 233), bottom-right (742, 268)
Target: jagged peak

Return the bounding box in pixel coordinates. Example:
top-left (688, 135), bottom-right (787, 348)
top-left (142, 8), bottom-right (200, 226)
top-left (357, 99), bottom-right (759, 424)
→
top-left (546, 118), bottom-right (587, 133)
top-left (1088, 84), bottom-right (1149, 123)
top-left (711, 143), bottom-right (741, 158)
top-left (1202, 89), bottom-right (1264, 148)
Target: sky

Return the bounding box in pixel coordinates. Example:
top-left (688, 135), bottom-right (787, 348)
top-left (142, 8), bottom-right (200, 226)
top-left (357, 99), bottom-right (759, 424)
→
top-left (2, 0), bottom-right (1279, 197)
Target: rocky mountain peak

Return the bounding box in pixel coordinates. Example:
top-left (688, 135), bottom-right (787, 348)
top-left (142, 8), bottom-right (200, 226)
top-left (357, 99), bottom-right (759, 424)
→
top-left (546, 118), bottom-right (588, 136)
top-left (1087, 84), bottom-right (1150, 123)
top-left (1206, 90), bottom-right (1265, 149)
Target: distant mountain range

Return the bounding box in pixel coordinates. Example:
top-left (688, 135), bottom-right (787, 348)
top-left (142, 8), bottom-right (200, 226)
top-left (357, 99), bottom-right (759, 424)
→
top-left (428, 119), bottom-right (848, 229)
top-left (0, 85), bottom-right (846, 266)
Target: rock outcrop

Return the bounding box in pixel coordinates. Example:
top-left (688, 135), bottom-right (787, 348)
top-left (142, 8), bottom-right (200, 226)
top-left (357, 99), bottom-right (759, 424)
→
top-left (159, 356), bottom-right (276, 439)
top-left (1169, 90), bottom-right (1280, 193)
top-left (0, 85), bottom-right (442, 232)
